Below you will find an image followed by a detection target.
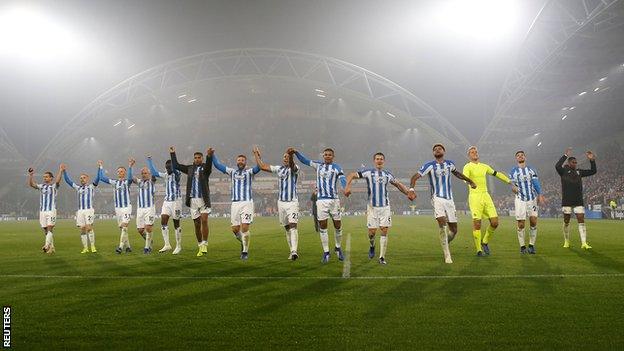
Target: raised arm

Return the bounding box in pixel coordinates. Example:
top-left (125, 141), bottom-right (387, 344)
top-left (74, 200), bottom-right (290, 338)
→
top-left (580, 151), bottom-right (597, 177)
top-left (169, 146), bottom-right (189, 174)
top-left (555, 148), bottom-right (570, 175)
top-left (27, 168), bottom-right (38, 189)
top-left (204, 150), bottom-right (213, 177)
top-left (98, 165), bottom-right (112, 184)
top-left (252, 146), bottom-right (272, 172)
top-left (127, 158), bottom-right (134, 183)
top-left (487, 165), bottom-right (511, 184)
top-left (62, 167), bottom-right (78, 189)
top-left (211, 152), bottom-right (228, 174)
top-left (54, 165), bottom-right (63, 187)
top-left (146, 156), bottom-right (163, 178)
top-left (294, 150), bottom-right (313, 167)
top-left (93, 163), bottom-right (101, 186)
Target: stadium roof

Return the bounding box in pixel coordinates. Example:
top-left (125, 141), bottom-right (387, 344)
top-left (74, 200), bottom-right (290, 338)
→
top-left (480, 0), bottom-right (624, 158)
top-left (34, 48), bottom-right (470, 169)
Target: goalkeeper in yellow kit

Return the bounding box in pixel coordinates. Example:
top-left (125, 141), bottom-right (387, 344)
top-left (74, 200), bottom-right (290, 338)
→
top-left (463, 146), bottom-right (517, 256)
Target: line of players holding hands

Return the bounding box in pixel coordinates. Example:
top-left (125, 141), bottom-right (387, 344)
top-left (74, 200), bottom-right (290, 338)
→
top-left (28, 143), bottom-right (597, 264)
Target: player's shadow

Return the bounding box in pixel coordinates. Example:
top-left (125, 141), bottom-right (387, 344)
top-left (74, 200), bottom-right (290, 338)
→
top-left (519, 254), bottom-right (560, 294)
top-left (570, 248), bottom-right (624, 273)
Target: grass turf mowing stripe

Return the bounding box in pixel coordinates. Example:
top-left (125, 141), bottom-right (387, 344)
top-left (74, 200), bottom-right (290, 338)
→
top-left (1, 272), bottom-right (623, 280)
top-left (342, 232), bottom-right (351, 278)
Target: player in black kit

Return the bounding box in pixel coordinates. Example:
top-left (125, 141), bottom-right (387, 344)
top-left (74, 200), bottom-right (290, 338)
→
top-left (555, 148), bottom-right (597, 249)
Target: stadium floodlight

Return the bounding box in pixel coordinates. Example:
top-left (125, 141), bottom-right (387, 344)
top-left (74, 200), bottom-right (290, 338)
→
top-left (562, 107), bottom-right (568, 111)
top-left (578, 91), bottom-right (587, 96)
top-left (187, 99), bottom-right (197, 103)
top-left (431, 0), bottom-right (518, 40)
top-left (386, 112), bottom-right (396, 118)
top-left (315, 89), bottom-right (325, 93)
top-left (127, 124), bottom-right (136, 130)
top-left (316, 94), bottom-right (326, 98)
top-left (533, 133), bottom-right (540, 136)
top-left (537, 141), bottom-right (542, 147)
top-left (0, 5), bottom-right (79, 61)
top-left (178, 94), bottom-right (187, 99)
top-left (599, 77), bottom-right (607, 82)
top-left (569, 106), bottom-right (576, 110)
top-left (593, 87), bottom-right (600, 92)
top-left (562, 115), bottom-right (568, 120)
top-left (113, 121), bottom-right (122, 127)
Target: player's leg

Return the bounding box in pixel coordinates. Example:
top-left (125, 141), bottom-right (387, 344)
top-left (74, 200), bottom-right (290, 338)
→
top-left (287, 202), bottom-right (299, 260)
top-left (472, 219), bottom-right (483, 255)
top-left (172, 211), bottom-right (182, 254)
top-left (378, 226), bottom-right (388, 264)
top-left (144, 223), bottom-right (154, 253)
top-left (40, 226), bottom-right (48, 253)
top-left (159, 210), bottom-right (172, 252)
top-left (576, 208), bottom-right (591, 249)
top-left (330, 200), bottom-right (344, 261)
top-left (562, 207), bottom-right (572, 247)
top-left (445, 200), bottom-right (459, 243)
top-left (527, 216), bottom-right (537, 253)
top-left (517, 219), bottom-right (527, 253)
top-left (278, 202), bottom-right (292, 257)
top-left (85, 209), bottom-right (96, 252)
top-left (239, 202), bottom-right (254, 259)
top-left (317, 200), bottom-right (331, 262)
top-left (468, 194), bottom-right (484, 255)
top-left (200, 212), bottom-right (209, 251)
top-left (77, 211), bottom-right (89, 253)
top-left (436, 216), bottom-right (452, 263)
top-left (45, 224), bottom-right (56, 254)
top-left (366, 206), bottom-right (377, 258)
top-left (240, 223), bottom-right (251, 259)
top-left (481, 216), bottom-right (498, 255)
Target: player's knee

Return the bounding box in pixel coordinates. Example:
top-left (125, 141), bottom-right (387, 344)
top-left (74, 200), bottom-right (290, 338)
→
top-left (517, 222), bottom-right (525, 230)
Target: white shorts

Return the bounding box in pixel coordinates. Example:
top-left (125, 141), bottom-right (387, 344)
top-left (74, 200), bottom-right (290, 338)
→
top-left (39, 210), bottom-right (57, 228)
top-left (76, 209), bottom-right (95, 227)
top-left (115, 206), bottom-right (132, 226)
top-left (515, 198), bottom-right (538, 220)
top-left (278, 200), bottom-right (299, 226)
top-left (317, 198), bottom-right (341, 221)
top-left (562, 206), bottom-right (585, 215)
top-left (136, 207), bottom-right (156, 229)
top-left (432, 197), bottom-right (457, 223)
top-left (161, 199), bottom-right (182, 220)
top-left (190, 198), bottom-right (211, 220)
top-left (231, 201), bottom-right (254, 226)
top-left (367, 205), bottom-right (392, 228)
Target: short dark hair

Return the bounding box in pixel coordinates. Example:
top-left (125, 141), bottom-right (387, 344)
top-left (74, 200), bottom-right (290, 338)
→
top-left (117, 166), bottom-right (126, 171)
top-left (373, 152), bottom-right (385, 159)
top-left (323, 148), bottom-right (334, 154)
top-left (193, 152), bottom-right (203, 157)
top-left (237, 154), bottom-right (247, 160)
top-left (515, 150), bottom-right (525, 156)
top-left (44, 171), bottom-right (53, 178)
top-left (432, 143), bottom-right (445, 151)
top-left (568, 156), bottom-right (577, 162)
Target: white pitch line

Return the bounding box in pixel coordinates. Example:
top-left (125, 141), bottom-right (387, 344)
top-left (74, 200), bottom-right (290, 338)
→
top-left (342, 232), bottom-right (351, 279)
top-left (1, 273), bottom-right (623, 281)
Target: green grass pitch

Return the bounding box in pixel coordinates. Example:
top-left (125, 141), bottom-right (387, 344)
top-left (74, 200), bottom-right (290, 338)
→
top-left (1, 215), bottom-right (623, 350)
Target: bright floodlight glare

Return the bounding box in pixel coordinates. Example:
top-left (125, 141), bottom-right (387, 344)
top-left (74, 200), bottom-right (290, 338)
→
top-left (562, 115), bottom-right (568, 120)
top-left (178, 94), bottom-right (187, 99)
top-left (534, 133), bottom-right (540, 136)
top-left (386, 112), bottom-right (396, 118)
top-left (315, 89), bottom-right (325, 93)
top-left (599, 77), bottom-right (607, 81)
top-left (569, 106), bottom-right (576, 110)
top-left (593, 87), bottom-right (600, 92)
top-left (0, 5), bottom-right (79, 61)
top-left (578, 91), bottom-right (587, 96)
top-left (127, 124), bottom-right (136, 130)
top-left (431, 0), bottom-right (518, 40)
top-left (537, 141), bottom-right (542, 147)
top-left (316, 94), bottom-right (326, 98)
top-left (113, 121), bottom-right (122, 127)
top-left (187, 99), bottom-right (197, 103)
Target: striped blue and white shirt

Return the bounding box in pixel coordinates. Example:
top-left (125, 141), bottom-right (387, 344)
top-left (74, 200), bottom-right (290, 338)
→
top-left (191, 166), bottom-right (203, 198)
top-left (509, 165), bottom-right (540, 201)
top-left (63, 171), bottom-right (99, 210)
top-left (99, 167), bottom-right (133, 208)
top-left (358, 168), bottom-right (396, 207)
top-left (136, 178), bottom-right (156, 208)
top-left (213, 154), bottom-right (261, 202)
top-left (418, 160), bottom-right (457, 200)
top-left (38, 183), bottom-right (59, 212)
top-left (295, 151), bottom-right (346, 200)
top-left (147, 158), bottom-right (181, 202)
top-left (270, 165), bottom-right (299, 202)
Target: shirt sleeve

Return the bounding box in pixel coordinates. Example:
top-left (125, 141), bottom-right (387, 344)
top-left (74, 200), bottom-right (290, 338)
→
top-left (269, 165), bottom-right (280, 174)
top-left (418, 162), bottom-right (432, 176)
top-left (224, 167), bottom-right (235, 175)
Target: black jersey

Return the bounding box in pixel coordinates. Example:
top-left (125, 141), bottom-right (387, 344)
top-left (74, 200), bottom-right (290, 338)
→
top-left (555, 155), bottom-right (597, 206)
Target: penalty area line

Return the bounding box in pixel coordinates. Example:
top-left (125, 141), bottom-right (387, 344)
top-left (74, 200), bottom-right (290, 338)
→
top-left (0, 273), bottom-right (623, 281)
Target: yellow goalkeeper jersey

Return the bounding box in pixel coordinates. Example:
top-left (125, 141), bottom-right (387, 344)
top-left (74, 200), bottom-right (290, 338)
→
top-left (462, 161), bottom-right (510, 194)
